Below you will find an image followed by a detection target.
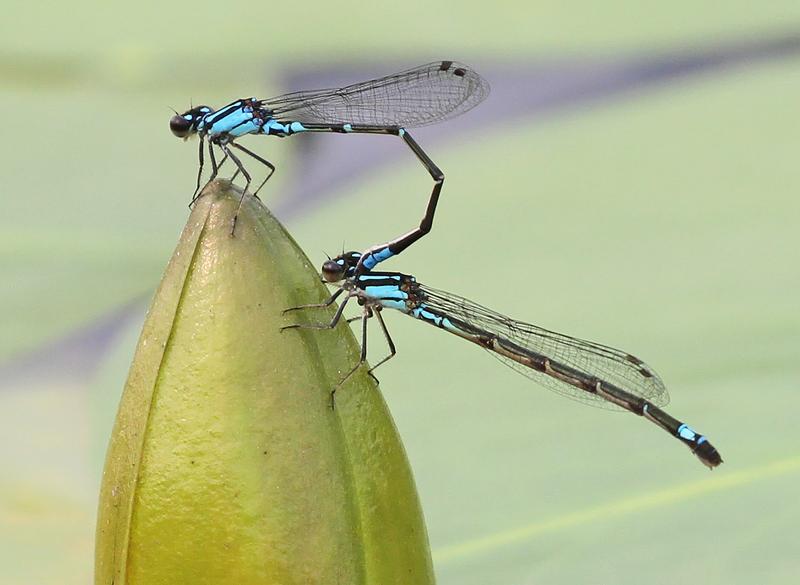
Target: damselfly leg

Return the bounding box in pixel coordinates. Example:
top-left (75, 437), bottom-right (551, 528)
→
top-left (231, 142), bottom-right (276, 196)
top-left (229, 142), bottom-right (276, 229)
top-left (330, 306), bottom-right (372, 406)
top-left (282, 288), bottom-right (345, 314)
top-left (191, 137), bottom-right (205, 203)
top-left (190, 138), bottom-right (273, 211)
top-left (366, 308), bottom-right (397, 375)
top-left (329, 305), bottom-right (397, 387)
top-left (190, 141), bottom-right (234, 206)
top-left (197, 141), bottom-right (276, 233)
top-left (282, 291), bottom-right (356, 408)
top-left (280, 291), bottom-right (354, 332)
top-left (282, 289), bottom-right (397, 406)
top-left (218, 144), bottom-right (255, 235)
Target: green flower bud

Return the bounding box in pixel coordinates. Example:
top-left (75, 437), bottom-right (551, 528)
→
top-left (95, 181), bottom-right (434, 584)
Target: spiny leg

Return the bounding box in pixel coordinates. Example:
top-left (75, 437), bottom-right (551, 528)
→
top-left (192, 139), bottom-right (221, 205)
top-left (366, 308), bottom-right (397, 382)
top-left (213, 143), bottom-right (237, 189)
top-left (212, 142), bottom-right (233, 177)
top-left (280, 292), bottom-right (352, 332)
top-left (219, 143), bottom-right (252, 236)
top-left (190, 135), bottom-right (206, 205)
top-left (208, 140), bottom-right (228, 183)
top-left (208, 140), bottom-right (219, 179)
top-left (330, 307), bottom-right (372, 408)
top-left (231, 142), bottom-right (276, 198)
top-left (283, 288), bottom-right (344, 315)
top-left (217, 147), bottom-right (237, 183)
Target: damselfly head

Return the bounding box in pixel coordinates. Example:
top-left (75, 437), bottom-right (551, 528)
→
top-left (321, 259), bottom-right (346, 283)
top-left (321, 251), bottom-right (362, 282)
top-left (170, 105), bottom-right (213, 139)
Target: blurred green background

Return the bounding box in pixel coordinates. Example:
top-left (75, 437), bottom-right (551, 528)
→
top-left (2, 1), bottom-right (799, 584)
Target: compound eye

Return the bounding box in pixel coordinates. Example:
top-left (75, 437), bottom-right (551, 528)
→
top-left (170, 114), bottom-right (192, 138)
top-left (321, 259), bottom-right (346, 282)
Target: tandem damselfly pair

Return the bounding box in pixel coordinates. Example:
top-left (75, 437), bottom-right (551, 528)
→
top-left (170, 59), bottom-right (489, 262)
top-left (283, 251), bottom-right (723, 470)
top-left (170, 59), bottom-right (722, 469)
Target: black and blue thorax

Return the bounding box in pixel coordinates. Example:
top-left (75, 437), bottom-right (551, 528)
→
top-left (354, 272), bottom-right (463, 333)
top-left (197, 99), bottom-right (307, 140)
top-left (355, 272), bottom-right (420, 313)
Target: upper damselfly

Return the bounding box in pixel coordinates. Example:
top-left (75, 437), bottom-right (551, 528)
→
top-left (170, 60), bottom-right (489, 249)
top-left (282, 251), bottom-right (723, 469)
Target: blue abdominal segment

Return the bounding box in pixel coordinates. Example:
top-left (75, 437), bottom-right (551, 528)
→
top-left (677, 423), bottom-right (707, 444)
top-left (263, 120), bottom-right (307, 136)
top-left (411, 305), bottom-right (461, 333)
top-left (361, 247), bottom-right (394, 271)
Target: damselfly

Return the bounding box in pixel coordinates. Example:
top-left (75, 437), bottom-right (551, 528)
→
top-left (170, 60), bottom-right (489, 249)
top-left (282, 251), bottom-right (723, 469)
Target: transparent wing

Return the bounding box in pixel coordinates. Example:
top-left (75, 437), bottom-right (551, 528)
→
top-left (419, 284), bottom-right (669, 410)
top-left (265, 61), bottom-right (489, 128)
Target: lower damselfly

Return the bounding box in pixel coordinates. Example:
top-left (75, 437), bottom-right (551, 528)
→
top-left (282, 251), bottom-right (723, 469)
top-left (170, 60), bottom-right (489, 256)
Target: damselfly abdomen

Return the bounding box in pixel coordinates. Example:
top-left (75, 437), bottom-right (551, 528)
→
top-left (282, 252), bottom-right (723, 470)
top-left (170, 60), bottom-right (489, 243)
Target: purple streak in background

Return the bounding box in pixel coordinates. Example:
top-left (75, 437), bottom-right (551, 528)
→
top-left (3, 31), bottom-right (799, 390)
top-left (272, 32), bottom-right (800, 220)
top-left (0, 296), bottom-right (148, 388)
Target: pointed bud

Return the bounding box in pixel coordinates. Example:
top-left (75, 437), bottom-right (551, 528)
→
top-left (95, 181), bottom-right (434, 584)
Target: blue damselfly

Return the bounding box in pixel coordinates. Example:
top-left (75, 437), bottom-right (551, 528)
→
top-left (170, 60), bottom-right (489, 250)
top-left (282, 252), bottom-right (723, 469)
